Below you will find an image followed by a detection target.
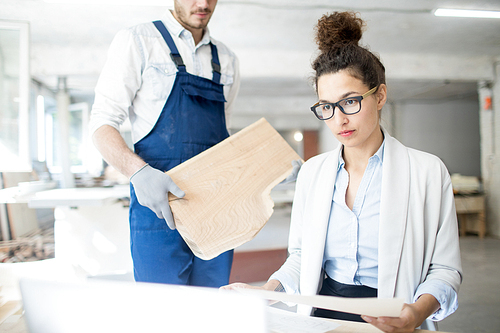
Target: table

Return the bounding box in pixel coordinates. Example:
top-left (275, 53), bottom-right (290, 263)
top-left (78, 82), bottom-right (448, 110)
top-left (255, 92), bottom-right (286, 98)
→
top-left (454, 194), bottom-right (486, 238)
top-left (0, 183), bottom-right (296, 281)
top-left (0, 301), bottom-right (452, 333)
top-left (28, 186), bottom-right (133, 277)
top-left (0, 185), bottom-right (133, 278)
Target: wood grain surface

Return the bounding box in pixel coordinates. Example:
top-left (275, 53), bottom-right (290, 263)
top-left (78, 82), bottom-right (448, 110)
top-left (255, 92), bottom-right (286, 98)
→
top-left (167, 118), bottom-right (302, 260)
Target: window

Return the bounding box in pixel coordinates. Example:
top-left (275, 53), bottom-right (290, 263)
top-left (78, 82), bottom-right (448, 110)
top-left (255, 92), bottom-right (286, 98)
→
top-left (45, 102), bottom-right (102, 176)
top-left (0, 20), bottom-right (30, 171)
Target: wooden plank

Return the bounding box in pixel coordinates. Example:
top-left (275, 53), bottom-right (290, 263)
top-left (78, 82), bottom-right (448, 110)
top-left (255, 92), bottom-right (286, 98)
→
top-left (454, 195), bottom-right (485, 213)
top-left (167, 118), bottom-right (301, 260)
top-left (455, 195), bottom-right (486, 238)
top-left (0, 301), bottom-right (22, 326)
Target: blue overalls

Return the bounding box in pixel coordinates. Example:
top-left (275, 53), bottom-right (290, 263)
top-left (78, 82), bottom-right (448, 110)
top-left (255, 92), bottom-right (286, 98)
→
top-left (128, 20), bottom-right (233, 287)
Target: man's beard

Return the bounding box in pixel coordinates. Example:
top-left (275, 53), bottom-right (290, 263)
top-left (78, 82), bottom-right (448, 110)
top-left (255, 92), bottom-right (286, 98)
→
top-left (175, 7), bottom-right (212, 30)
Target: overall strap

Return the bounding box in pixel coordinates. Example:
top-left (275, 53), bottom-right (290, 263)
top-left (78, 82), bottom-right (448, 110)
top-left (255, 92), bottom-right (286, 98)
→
top-left (153, 20), bottom-right (222, 84)
top-left (153, 20), bottom-right (186, 72)
top-left (210, 42), bottom-right (221, 84)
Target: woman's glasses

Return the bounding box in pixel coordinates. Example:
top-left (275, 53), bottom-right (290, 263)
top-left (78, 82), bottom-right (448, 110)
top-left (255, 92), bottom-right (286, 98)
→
top-left (310, 86), bottom-right (378, 120)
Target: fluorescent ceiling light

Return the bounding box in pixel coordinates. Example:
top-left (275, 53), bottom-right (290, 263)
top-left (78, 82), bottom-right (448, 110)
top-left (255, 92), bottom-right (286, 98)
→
top-left (434, 8), bottom-right (500, 19)
top-left (43, 0), bottom-right (172, 5)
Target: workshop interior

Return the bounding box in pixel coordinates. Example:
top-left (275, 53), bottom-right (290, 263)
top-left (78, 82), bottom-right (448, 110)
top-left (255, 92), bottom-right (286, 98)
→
top-left (0, 0), bottom-right (500, 332)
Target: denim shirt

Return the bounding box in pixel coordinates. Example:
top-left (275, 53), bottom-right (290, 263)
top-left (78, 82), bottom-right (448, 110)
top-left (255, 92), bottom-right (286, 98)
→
top-left (90, 9), bottom-right (240, 144)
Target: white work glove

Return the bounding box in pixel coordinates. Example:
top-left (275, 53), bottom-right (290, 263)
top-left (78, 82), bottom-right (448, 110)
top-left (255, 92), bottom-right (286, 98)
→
top-left (130, 164), bottom-right (185, 230)
top-left (281, 159), bottom-right (303, 184)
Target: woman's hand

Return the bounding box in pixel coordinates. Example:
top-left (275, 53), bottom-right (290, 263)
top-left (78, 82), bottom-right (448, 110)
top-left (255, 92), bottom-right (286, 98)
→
top-left (361, 303), bottom-right (423, 332)
top-left (220, 280), bottom-right (283, 305)
top-left (361, 294), bottom-right (440, 333)
top-left (220, 280), bottom-right (282, 292)
top-left (220, 282), bottom-right (264, 291)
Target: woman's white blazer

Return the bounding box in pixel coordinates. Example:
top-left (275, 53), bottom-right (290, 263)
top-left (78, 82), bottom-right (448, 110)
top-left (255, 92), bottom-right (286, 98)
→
top-left (275, 129), bottom-right (463, 330)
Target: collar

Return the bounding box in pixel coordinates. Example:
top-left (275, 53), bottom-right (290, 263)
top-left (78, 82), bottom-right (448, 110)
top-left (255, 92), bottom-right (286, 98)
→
top-left (337, 138), bottom-right (386, 172)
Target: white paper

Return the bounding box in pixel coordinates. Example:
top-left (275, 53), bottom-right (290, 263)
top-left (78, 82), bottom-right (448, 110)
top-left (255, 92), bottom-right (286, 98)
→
top-left (267, 307), bottom-right (341, 333)
top-left (238, 289), bottom-right (404, 318)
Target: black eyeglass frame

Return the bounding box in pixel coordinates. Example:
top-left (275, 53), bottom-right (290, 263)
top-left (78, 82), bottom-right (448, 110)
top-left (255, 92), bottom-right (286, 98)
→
top-left (310, 86), bottom-right (378, 120)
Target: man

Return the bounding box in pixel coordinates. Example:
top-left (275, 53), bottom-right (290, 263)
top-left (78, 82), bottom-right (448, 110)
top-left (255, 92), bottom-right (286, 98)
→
top-left (90, 0), bottom-right (239, 287)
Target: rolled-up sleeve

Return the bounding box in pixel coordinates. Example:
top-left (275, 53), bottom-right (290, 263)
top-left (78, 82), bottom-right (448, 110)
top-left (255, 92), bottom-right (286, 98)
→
top-left (414, 279), bottom-right (459, 321)
top-left (89, 28), bottom-right (144, 136)
top-left (223, 55), bottom-right (240, 130)
top-left (415, 168), bottom-right (462, 322)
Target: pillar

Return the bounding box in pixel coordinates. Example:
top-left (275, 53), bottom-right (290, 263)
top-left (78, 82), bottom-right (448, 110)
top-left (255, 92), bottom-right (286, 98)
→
top-left (478, 61), bottom-right (500, 238)
top-left (56, 77), bottom-right (75, 188)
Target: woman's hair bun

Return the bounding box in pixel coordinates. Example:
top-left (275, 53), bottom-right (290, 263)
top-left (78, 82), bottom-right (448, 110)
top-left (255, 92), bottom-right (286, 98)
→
top-left (315, 11), bottom-right (365, 53)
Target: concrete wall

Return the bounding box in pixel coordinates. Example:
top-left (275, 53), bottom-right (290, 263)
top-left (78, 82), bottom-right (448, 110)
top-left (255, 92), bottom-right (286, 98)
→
top-left (395, 98), bottom-right (481, 177)
top-left (318, 94), bottom-right (481, 179)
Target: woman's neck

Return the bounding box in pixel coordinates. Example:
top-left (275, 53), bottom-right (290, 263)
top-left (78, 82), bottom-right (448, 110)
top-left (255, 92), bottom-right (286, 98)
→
top-left (343, 129), bottom-right (384, 171)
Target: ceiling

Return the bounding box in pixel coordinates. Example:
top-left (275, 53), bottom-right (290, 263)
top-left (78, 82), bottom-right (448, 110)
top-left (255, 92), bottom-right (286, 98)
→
top-left (1, 0), bottom-right (499, 103)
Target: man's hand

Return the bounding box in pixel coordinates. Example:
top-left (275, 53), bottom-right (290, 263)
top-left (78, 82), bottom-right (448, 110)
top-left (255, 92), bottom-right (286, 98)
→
top-left (130, 164), bottom-right (185, 230)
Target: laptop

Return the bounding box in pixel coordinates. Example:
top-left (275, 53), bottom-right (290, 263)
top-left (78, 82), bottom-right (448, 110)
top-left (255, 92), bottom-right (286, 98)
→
top-left (19, 277), bottom-right (267, 333)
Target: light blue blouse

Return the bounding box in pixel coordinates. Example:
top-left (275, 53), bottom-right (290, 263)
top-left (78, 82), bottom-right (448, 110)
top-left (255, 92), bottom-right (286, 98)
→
top-left (322, 140), bottom-right (457, 320)
top-left (323, 141), bottom-right (384, 289)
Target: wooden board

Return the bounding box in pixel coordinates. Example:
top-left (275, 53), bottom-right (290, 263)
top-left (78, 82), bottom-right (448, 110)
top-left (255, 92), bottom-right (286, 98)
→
top-left (167, 118), bottom-right (302, 260)
top-left (1, 173), bottom-right (39, 239)
top-left (0, 301), bottom-right (22, 325)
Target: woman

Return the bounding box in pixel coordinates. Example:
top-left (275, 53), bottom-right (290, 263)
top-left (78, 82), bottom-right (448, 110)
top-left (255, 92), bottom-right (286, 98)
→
top-left (222, 11), bottom-right (462, 332)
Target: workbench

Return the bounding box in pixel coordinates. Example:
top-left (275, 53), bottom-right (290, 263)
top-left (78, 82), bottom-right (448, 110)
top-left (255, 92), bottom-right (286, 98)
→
top-left (454, 193), bottom-right (486, 238)
top-left (0, 185), bottom-right (133, 279)
top-left (29, 186), bottom-right (133, 277)
top-left (0, 183), bottom-right (295, 281)
top-left (0, 300), bottom-right (450, 333)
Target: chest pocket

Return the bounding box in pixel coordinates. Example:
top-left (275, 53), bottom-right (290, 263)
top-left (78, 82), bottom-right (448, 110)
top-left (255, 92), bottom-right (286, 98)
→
top-left (180, 81), bottom-right (226, 103)
top-left (220, 72), bottom-right (234, 87)
top-left (145, 62), bottom-right (177, 100)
